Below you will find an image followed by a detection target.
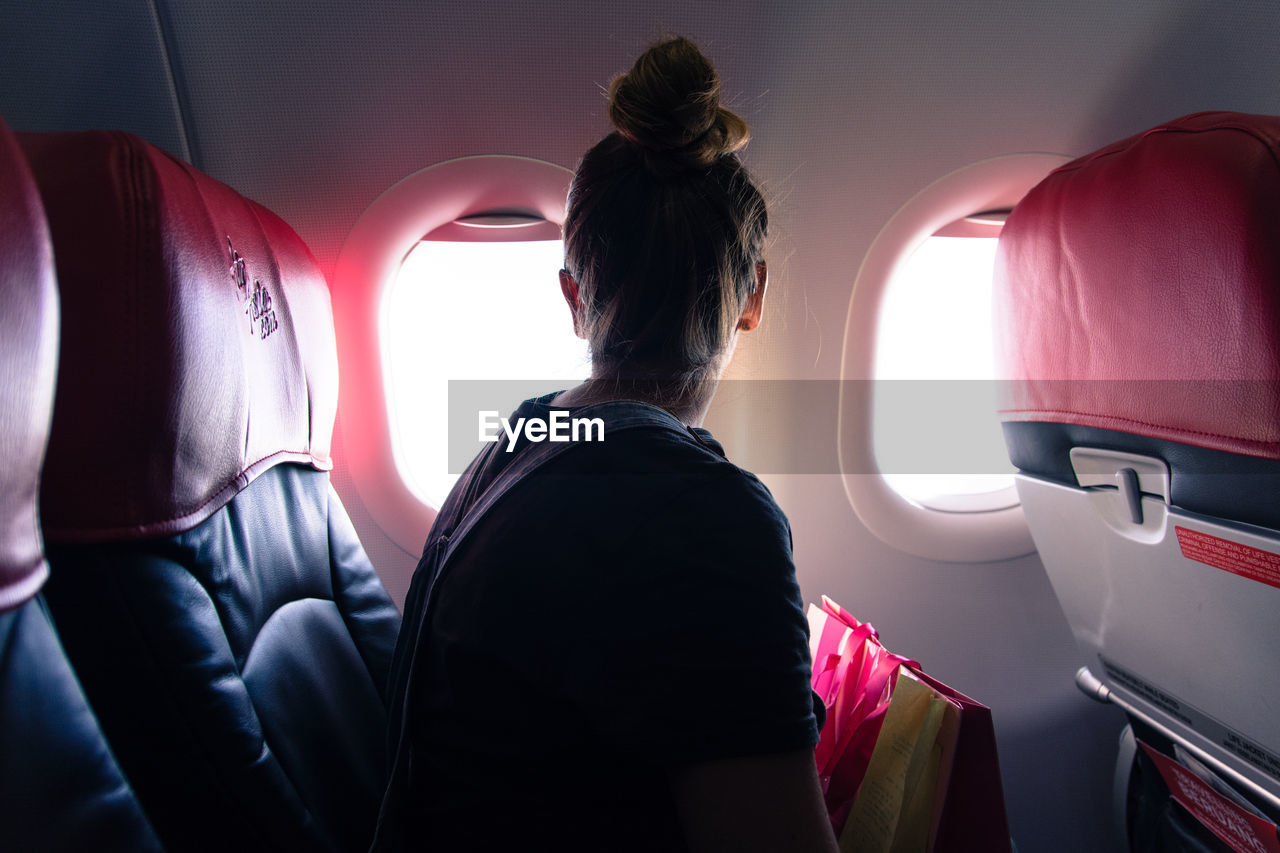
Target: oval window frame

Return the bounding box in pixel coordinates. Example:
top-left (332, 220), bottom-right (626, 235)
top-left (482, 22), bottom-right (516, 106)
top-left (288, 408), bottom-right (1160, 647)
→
top-left (839, 153), bottom-right (1070, 563)
top-left (332, 155), bottom-right (573, 554)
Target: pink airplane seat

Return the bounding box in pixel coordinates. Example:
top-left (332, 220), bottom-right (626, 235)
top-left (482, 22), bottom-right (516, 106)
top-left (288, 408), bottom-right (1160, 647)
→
top-left (994, 112), bottom-right (1280, 848)
top-left (0, 116), bottom-right (161, 852)
top-left (20, 129), bottom-right (402, 853)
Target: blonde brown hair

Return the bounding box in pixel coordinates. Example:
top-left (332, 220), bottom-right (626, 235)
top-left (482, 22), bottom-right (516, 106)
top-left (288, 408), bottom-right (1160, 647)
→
top-left (563, 37), bottom-right (767, 389)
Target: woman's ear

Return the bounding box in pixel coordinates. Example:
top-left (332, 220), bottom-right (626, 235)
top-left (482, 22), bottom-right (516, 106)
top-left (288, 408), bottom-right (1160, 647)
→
top-left (560, 268), bottom-right (585, 338)
top-left (737, 261), bottom-right (768, 332)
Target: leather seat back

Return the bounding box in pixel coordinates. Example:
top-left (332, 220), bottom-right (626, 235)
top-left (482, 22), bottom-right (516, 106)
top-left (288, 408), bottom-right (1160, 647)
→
top-left (21, 129), bottom-right (402, 852)
top-left (0, 117), bottom-right (160, 853)
top-left (994, 111), bottom-right (1280, 808)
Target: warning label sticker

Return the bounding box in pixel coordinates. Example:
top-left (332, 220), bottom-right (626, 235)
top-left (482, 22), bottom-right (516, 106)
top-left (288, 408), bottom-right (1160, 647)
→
top-left (1176, 527), bottom-right (1280, 591)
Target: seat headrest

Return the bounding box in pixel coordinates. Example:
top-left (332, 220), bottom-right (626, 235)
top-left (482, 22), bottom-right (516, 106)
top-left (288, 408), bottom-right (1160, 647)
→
top-left (994, 111), bottom-right (1280, 459)
top-left (0, 118), bottom-right (58, 611)
top-left (20, 131), bottom-right (337, 543)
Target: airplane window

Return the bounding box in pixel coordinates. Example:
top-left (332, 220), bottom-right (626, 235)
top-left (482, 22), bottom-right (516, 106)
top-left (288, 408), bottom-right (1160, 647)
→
top-left (381, 237), bottom-right (589, 508)
top-left (333, 154), bottom-right (574, 553)
top-left (873, 231), bottom-right (1017, 512)
top-left (839, 153), bottom-right (1069, 563)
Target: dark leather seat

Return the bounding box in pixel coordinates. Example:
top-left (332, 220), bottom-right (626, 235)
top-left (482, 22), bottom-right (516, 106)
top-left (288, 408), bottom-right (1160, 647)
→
top-left (20, 129), bottom-right (402, 852)
top-left (0, 117), bottom-right (161, 853)
top-left (994, 112), bottom-right (1280, 831)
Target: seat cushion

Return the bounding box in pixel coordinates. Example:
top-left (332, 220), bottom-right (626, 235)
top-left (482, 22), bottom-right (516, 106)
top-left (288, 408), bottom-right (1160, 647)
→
top-left (0, 598), bottom-right (163, 853)
top-left (45, 464), bottom-right (400, 853)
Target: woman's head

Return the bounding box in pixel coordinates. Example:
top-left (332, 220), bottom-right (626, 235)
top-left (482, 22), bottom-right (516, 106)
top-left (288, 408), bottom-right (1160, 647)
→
top-left (562, 37), bottom-right (768, 390)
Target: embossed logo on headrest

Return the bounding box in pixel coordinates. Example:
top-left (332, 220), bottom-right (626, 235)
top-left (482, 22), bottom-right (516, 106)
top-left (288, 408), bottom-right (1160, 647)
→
top-left (227, 236), bottom-right (279, 340)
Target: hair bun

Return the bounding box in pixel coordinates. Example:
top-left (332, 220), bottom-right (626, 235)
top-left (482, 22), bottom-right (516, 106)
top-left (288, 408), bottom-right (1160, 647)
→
top-left (608, 37), bottom-right (750, 170)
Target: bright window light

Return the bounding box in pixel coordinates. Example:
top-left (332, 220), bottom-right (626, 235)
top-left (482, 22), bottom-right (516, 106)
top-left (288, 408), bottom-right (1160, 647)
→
top-left (873, 235), bottom-right (1015, 510)
top-left (381, 239), bottom-right (590, 508)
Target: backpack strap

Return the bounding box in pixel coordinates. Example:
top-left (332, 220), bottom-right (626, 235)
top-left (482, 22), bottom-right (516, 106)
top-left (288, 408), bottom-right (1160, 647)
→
top-left (371, 399), bottom-right (694, 850)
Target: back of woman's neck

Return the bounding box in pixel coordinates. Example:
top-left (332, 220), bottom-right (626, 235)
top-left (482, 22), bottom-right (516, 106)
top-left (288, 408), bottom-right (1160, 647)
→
top-left (551, 375), bottom-right (718, 428)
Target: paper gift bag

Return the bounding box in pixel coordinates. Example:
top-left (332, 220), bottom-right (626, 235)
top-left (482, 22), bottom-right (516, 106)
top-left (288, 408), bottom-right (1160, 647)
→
top-left (810, 596), bottom-right (1012, 852)
top-left (912, 670), bottom-right (1012, 853)
top-left (838, 669), bottom-right (1012, 853)
top-left (839, 671), bottom-right (953, 853)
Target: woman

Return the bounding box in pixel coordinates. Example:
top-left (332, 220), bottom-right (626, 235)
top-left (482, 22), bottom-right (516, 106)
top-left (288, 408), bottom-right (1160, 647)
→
top-left (375, 37), bottom-right (838, 853)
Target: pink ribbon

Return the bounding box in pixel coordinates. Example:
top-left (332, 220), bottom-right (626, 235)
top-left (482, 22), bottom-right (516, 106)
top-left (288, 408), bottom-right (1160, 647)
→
top-left (809, 596), bottom-right (918, 828)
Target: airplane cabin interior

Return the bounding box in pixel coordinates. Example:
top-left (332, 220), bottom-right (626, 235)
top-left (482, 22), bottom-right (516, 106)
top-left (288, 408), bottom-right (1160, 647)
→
top-left (3, 2), bottom-right (1280, 852)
